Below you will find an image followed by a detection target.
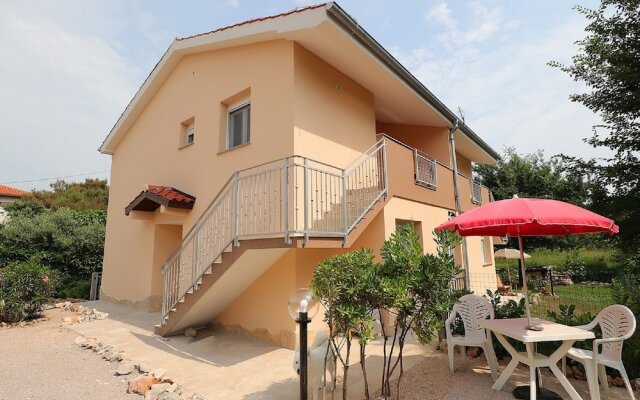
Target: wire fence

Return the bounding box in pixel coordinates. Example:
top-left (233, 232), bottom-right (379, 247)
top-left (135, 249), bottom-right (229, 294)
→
top-left (457, 273), bottom-right (614, 319)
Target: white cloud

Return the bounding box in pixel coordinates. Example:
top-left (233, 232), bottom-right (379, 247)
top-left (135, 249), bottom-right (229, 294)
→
top-left (426, 2), bottom-right (518, 48)
top-left (399, 14), bottom-right (604, 161)
top-left (0, 2), bottom-right (147, 190)
top-left (227, 0), bottom-right (240, 8)
top-left (426, 3), bottom-right (457, 30)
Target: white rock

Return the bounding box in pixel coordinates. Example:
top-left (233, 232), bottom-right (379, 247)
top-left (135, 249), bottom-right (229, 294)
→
top-left (184, 328), bottom-right (197, 337)
top-left (74, 336), bottom-right (86, 346)
top-left (152, 368), bottom-right (166, 379)
top-left (95, 311), bottom-right (109, 320)
top-left (108, 352), bottom-right (124, 363)
top-left (137, 362), bottom-right (152, 373)
top-left (166, 383), bottom-right (179, 394)
top-left (115, 363), bottom-right (136, 376)
top-left (157, 392), bottom-right (180, 400)
top-left (146, 383), bottom-right (172, 400)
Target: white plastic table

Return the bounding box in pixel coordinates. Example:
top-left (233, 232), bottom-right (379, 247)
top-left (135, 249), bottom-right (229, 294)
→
top-left (479, 318), bottom-right (595, 400)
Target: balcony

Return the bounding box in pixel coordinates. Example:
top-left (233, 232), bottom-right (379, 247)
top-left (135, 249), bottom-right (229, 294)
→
top-left (380, 133), bottom-right (490, 212)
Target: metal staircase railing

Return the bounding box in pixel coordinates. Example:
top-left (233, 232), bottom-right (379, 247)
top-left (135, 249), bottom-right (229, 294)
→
top-left (160, 139), bottom-right (388, 320)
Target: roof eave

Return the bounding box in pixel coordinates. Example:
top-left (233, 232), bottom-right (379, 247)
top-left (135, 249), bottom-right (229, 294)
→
top-left (325, 2), bottom-right (500, 162)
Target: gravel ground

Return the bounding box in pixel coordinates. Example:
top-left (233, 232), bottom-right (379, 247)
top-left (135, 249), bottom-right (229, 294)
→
top-left (0, 308), bottom-right (138, 400)
top-left (378, 350), bottom-right (632, 400)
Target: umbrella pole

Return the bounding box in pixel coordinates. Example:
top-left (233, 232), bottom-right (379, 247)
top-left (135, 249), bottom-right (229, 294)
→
top-left (513, 238), bottom-right (558, 399)
top-left (518, 237), bottom-right (541, 331)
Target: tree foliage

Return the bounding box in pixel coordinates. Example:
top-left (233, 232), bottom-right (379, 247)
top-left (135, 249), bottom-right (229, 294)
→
top-left (311, 225), bottom-right (460, 399)
top-left (22, 178), bottom-right (109, 211)
top-left (0, 260), bottom-right (56, 322)
top-left (550, 0), bottom-right (640, 251)
top-left (311, 249), bottom-right (379, 400)
top-left (0, 203), bottom-right (105, 284)
top-left (474, 147), bottom-right (589, 205)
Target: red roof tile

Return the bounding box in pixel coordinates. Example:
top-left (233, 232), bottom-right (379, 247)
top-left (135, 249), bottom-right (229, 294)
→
top-left (125, 185), bottom-right (196, 216)
top-left (0, 184), bottom-right (28, 197)
top-left (146, 185), bottom-right (196, 205)
top-left (176, 3), bottom-right (328, 42)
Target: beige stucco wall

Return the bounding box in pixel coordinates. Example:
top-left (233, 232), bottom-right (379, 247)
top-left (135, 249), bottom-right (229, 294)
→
top-left (102, 40), bottom-right (296, 307)
top-left (150, 224), bottom-right (182, 311)
top-left (293, 43), bottom-right (377, 168)
top-left (377, 123), bottom-right (451, 166)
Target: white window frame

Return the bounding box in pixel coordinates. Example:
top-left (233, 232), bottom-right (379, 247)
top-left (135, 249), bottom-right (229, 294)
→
top-left (227, 101), bottom-right (251, 149)
top-left (481, 238), bottom-right (490, 265)
top-left (186, 122), bottom-right (195, 145)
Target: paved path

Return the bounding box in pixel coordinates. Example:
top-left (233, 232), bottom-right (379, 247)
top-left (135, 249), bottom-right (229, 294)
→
top-left (1, 304), bottom-right (633, 400)
top-left (0, 309), bottom-right (137, 400)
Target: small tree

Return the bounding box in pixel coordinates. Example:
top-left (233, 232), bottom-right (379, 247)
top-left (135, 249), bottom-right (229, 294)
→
top-left (310, 249), bottom-right (378, 399)
top-left (311, 226), bottom-right (462, 400)
top-left (379, 227), bottom-right (461, 399)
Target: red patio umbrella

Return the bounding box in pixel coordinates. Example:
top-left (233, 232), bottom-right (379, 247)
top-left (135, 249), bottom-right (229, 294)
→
top-left (436, 196), bottom-right (618, 331)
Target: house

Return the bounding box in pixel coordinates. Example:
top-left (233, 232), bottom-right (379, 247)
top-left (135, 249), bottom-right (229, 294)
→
top-left (99, 3), bottom-right (500, 349)
top-left (0, 184), bottom-right (28, 223)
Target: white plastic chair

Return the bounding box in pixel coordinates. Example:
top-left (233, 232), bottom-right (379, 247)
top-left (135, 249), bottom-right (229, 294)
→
top-left (445, 294), bottom-right (498, 380)
top-left (562, 304), bottom-right (637, 400)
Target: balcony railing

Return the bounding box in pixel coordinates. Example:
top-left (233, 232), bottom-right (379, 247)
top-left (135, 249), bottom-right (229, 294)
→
top-left (471, 180), bottom-right (482, 205)
top-left (414, 149), bottom-right (437, 189)
top-left (161, 139), bottom-right (388, 319)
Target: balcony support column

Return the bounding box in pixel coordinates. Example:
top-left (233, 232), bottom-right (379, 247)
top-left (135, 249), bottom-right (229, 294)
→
top-left (449, 119), bottom-right (471, 290)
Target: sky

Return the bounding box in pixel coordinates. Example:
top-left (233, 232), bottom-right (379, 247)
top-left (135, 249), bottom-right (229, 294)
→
top-left (0, 0), bottom-right (605, 190)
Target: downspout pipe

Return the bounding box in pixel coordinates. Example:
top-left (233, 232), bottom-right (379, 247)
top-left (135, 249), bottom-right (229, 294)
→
top-left (449, 120), bottom-right (471, 290)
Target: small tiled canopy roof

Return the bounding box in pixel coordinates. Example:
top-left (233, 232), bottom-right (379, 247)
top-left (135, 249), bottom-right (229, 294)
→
top-left (125, 185), bottom-right (195, 216)
top-left (0, 184), bottom-right (28, 197)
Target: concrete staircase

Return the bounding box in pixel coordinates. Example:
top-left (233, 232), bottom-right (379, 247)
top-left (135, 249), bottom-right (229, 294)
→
top-left (155, 139), bottom-right (388, 336)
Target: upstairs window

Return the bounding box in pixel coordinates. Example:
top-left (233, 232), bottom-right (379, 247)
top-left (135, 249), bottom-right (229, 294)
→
top-left (179, 117), bottom-right (195, 149)
top-left (228, 102), bottom-right (250, 149)
top-left (186, 123), bottom-right (195, 145)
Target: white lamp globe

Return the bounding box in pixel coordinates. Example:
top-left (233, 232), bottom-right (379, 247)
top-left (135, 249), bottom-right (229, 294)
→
top-left (287, 288), bottom-right (319, 320)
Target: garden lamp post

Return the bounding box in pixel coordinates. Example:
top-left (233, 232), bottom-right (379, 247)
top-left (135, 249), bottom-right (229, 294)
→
top-left (288, 288), bottom-right (318, 400)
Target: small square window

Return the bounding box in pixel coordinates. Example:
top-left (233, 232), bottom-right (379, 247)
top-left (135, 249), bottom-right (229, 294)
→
top-left (179, 118), bottom-right (195, 149)
top-left (228, 103), bottom-right (250, 149)
top-left (186, 123), bottom-right (195, 144)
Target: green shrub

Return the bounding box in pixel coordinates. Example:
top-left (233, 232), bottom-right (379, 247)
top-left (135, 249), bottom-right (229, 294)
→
top-left (56, 280), bottom-right (91, 299)
top-left (0, 261), bottom-right (56, 323)
top-left (526, 276), bottom-right (546, 293)
top-left (485, 289), bottom-right (526, 359)
top-left (611, 261), bottom-right (640, 379)
top-left (0, 204), bottom-right (104, 281)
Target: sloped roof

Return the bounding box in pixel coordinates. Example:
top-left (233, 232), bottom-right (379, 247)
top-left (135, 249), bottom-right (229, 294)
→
top-left (99, 2), bottom-right (499, 163)
top-left (0, 184), bottom-right (28, 197)
top-left (177, 3), bottom-right (327, 42)
top-left (124, 185), bottom-right (196, 216)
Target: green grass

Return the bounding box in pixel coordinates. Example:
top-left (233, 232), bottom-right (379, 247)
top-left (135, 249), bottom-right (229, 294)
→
top-left (528, 284), bottom-right (613, 318)
top-left (495, 247), bottom-right (615, 270)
